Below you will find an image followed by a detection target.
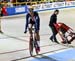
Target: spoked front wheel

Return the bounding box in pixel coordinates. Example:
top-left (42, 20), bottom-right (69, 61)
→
top-left (29, 40), bottom-right (34, 56)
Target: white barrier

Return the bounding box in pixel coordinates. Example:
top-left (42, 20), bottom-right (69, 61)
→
top-left (66, 1), bottom-right (75, 6)
top-left (53, 2), bottom-right (65, 8)
top-left (15, 7), bottom-right (26, 13)
top-left (33, 1), bottom-right (75, 11)
top-left (6, 1), bottom-right (75, 16)
top-left (41, 3), bottom-right (53, 9)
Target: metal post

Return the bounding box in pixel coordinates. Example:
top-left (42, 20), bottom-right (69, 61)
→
top-left (0, 16), bottom-right (3, 33)
top-left (0, 17), bottom-right (1, 31)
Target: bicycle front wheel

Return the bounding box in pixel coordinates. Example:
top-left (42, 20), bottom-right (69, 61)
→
top-left (29, 39), bottom-right (34, 56)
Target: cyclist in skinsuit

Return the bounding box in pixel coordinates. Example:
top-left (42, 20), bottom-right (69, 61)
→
top-left (24, 6), bottom-right (40, 52)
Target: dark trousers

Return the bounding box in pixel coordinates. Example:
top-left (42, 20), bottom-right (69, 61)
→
top-left (50, 26), bottom-right (58, 42)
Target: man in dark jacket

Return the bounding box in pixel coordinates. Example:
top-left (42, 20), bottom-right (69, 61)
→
top-left (49, 9), bottom-right (59, 44)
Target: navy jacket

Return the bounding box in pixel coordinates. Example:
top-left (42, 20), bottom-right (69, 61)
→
top-left (25, 12), bottom-right (40, 32)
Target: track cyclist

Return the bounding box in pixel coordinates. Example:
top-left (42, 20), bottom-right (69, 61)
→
top-left (24, 6), bottom-right (40, 56)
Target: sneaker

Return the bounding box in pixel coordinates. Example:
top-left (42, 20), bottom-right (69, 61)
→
top-left (50, 37), bottom-right (53, 42)
top-left (0, 31), bottom-right (3, 34)
top-left (67, 41), bottom-right (71, 44)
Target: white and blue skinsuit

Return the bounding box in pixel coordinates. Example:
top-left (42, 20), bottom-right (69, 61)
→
top-left (25, 11), bottom-right (40, 32)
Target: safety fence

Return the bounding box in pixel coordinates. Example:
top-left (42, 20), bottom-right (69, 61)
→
top-left (1, 1), bottom-right (75, 16)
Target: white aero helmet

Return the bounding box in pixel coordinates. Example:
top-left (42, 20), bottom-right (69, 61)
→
top-left (28, 6), bottom-right (34, 12)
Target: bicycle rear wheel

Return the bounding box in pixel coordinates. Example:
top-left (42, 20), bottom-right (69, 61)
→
top-left (61, 34), bottom-right (69, 44)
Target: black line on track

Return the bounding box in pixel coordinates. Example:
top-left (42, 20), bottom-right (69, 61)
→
top-left (0, 44), bottom-right (57, 55)
top-left (11, 47), bottom-right (68, 61)
top-left (12, 44), bottom-right (75, 61)
top-left (0, 33), bottom-right (50, 42)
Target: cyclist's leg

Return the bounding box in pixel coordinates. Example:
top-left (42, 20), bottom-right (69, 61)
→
top-left (34, 31), bottom-right (40, 51)
top-left (29, 24), bottom-right (33, 39)
top-left (29, 24), bottom-right (33, 56)
top-left (35, 31), bottom-right (40, 44)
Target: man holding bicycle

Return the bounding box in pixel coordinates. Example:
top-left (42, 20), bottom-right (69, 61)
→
top-left (24, 6), bottom-right (40, 55)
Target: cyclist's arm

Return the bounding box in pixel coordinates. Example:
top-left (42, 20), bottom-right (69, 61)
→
top-left (37, 14), bottom-right (40, 30)
top-left (25, 14), bottom-right (29, 32)
top-left (35, 12), bottom-right (40, 30)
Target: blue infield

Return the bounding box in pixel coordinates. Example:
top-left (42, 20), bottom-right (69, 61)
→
top-left (30, 48), bottom-right (75, 61)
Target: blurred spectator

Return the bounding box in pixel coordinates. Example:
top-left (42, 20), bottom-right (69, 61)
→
top-left (2, 3), bottom-right (8, 16)
top-left (7, 1), bottom-right (13, 7)
top-left (12, 0), bottom-right (16, 6)
top-left (1, 0), bottom-right (73, 7)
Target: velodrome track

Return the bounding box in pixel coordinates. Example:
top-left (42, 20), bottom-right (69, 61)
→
top-left (0, 8), bottom-right (75, 61)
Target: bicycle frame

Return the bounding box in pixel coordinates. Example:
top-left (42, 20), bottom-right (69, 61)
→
top-left (29, 24), bottom-right (39, 56)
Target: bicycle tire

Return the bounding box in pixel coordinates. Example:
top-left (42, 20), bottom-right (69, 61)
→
top-left (29, 38), bottom-right (34, 56)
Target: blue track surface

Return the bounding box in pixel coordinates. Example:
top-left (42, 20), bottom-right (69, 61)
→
top-left (31, 48), bottom-right (75, 61)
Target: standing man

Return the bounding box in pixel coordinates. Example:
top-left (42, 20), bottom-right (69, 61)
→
top-left (49, 9), bottom-right (59, 44)
top-left (0, 1), bottom-right (7, 33)
top-left (0, 1), bottom-right (8, 33)
top-left (0, 1), bottom-right (3, 33)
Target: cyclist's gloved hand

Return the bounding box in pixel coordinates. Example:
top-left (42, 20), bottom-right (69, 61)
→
top-left (24, 30), bottom-right (27, 33)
